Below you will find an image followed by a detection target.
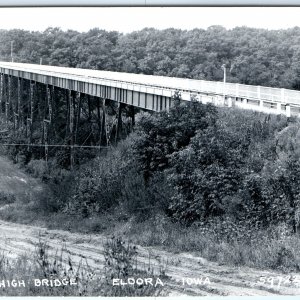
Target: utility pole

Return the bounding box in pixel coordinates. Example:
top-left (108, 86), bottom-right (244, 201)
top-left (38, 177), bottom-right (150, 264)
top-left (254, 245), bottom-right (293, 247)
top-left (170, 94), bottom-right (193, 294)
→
top-left (11, 41), bottom-right (14, 62)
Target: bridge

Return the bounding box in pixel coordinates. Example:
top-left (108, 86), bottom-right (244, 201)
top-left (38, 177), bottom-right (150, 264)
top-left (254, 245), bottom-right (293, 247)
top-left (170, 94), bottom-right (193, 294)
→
top-left (1, 62), bottom-right (299, 115)
top-left (0, 61), bottom-right (299, 166)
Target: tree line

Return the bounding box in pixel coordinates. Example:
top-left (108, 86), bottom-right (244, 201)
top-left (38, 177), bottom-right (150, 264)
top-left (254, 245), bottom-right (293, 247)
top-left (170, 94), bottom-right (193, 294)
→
top-left (1, 26), bottom-right (300, 89)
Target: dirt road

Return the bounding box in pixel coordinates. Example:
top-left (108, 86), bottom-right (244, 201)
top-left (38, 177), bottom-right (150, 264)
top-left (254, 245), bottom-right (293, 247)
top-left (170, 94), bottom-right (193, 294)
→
top-left (0, 155), bottom-right (300, 296)
top-left (0, 220), bottom-right (300, 296)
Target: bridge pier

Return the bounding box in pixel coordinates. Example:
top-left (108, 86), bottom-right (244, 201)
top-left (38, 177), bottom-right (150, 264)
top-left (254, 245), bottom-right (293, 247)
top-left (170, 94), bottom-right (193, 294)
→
top-left (227, 97), bottom-right (233, 108)
top-left (100, 98), bottom-right (107, 146)
top-left (5, 75), bottom-right (10, 125)
top-left (276, 102), bottom-right (281, 114)
top-left (16, 77), bottom-right (22, 129)
top-left (286, 104), bottom-right (291, 118)
top-left (42, 84), bottom-right (53, 165)
top-left (68, 90), bottom-right (75, 169)
top-left (74, 91), bottom-right (81, 146)
top-left (115, 102), bottom-right (125, 144)
top-left (130, 106), bottom-right (135, 129)
top-left (26, 81), bottom-right (35, 149)
top-left (0, 67), bottom-right (145, 168)
top-left (8, 76), bottom-right (12, 125)
top-left (259, 100), bottom-right (264, 110)
top-left (218, 95), bottom-right (225, 106)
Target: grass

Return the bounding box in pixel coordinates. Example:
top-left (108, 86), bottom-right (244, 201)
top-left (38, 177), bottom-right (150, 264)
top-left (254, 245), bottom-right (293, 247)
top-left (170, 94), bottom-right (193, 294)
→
top-left (0, 236), bottom-right (165, 296)
top-left (1, 199), bottom-right (299, 274)
top-left (117, 215), bottom-right (300, 272)
top-left (0, 191), bottom-right (16, 205)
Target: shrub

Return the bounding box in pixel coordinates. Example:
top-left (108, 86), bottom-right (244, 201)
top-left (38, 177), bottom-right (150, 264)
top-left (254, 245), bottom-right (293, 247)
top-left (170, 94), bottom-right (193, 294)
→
top-left (0, 192), bottom-right (16, 205)
top-left (25, 159), bottom-right (48, 179)
top-left (103, 236), bottom-right (164, 296)
top-left (133, 102), bottom-right (218, 182)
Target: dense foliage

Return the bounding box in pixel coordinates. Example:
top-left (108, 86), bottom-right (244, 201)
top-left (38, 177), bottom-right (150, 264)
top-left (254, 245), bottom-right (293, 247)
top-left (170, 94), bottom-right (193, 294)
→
top-left (131, 104), bottom-right (299, 230)
top-left (52, 100), bottom-right (299, 235)
top-left (2, 26), bottom-right (300, 89)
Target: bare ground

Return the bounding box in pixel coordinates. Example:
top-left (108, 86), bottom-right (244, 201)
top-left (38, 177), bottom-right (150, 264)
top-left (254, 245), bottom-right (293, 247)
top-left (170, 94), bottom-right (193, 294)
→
top-left (0, 155), bottom-right (300, 296)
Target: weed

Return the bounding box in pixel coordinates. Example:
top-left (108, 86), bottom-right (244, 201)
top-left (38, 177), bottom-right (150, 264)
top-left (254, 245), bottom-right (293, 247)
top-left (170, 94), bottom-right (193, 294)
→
top-left (0, 192), bottom-right (16, 205)
top-left (103, 236), bottom-right (165, 296)
top-left (0, 235), bottom-right (166, 296)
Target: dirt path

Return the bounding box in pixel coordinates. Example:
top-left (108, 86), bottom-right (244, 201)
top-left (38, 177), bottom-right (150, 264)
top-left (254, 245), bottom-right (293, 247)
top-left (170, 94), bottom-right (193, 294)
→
top-left (0, 220), bottom-right (300, 296)
top-left (0, 156), bottom-right (300, 296)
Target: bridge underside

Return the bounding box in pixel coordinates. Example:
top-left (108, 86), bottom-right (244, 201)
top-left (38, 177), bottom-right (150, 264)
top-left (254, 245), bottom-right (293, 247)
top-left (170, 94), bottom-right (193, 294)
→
top-left (0, 73), bottom-right (152, 168)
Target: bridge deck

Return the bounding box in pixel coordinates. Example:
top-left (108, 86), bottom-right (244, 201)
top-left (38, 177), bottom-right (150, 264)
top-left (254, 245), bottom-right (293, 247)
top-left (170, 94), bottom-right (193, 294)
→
top-left (0, 62), bottom-right (300, 113)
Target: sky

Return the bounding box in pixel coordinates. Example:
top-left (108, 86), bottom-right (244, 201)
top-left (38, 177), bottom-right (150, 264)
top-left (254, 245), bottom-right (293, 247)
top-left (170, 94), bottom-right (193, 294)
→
top-left (0, 7), bottom-right (299, 33)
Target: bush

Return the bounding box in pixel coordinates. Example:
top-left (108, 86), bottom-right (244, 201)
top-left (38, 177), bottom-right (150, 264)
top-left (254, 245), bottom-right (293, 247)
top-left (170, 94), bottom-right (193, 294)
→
top-left (25, 159), bottom-right (48, 179)
top-left (133, 102), bottom-right (218, 182)
top-left (103, 236), bottom-right (164, 296)
top-left (0, 192), bottom-right (16, 205)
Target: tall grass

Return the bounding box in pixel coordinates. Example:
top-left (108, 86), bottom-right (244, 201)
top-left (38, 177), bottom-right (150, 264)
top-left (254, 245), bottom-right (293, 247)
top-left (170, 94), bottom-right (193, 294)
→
top-left (0, 237), bottom-right (165, 296)
top-left (111, 214), bottom-right (300, 272)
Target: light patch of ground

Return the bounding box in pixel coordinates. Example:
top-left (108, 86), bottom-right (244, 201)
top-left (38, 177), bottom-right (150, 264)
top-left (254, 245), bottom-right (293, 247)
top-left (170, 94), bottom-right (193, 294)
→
top-left (0, 156), bottom-right (43, 201)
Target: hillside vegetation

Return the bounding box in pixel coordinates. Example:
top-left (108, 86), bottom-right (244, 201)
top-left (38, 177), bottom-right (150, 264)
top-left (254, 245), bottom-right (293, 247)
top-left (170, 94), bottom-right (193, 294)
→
top-left (2, 99), bottom-right (300, 271)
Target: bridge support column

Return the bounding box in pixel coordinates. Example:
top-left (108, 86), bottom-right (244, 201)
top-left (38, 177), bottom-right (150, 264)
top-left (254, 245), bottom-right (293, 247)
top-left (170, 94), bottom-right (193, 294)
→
top-left (68, 90), bottom-right (75, 169)
top-left (5, 75), bottom-right (11, 125)
top-left (259, 100), bottom-right (264, 108)
top-left (100, 98), bottom-right (107, 146)
top-left (130, 106), bottom-right (135, 129)
top-left (242, 98), bottom-right (248, 108)
top-left (115, 102), bottom-right (124, 144)
top-left (219, 95), bottom-right (225, 106)
top-left (74, 91), bottom-right (81, 146)
top-left (215, 95), bottom-right (223, 106)
top-left (16, 77), bottom-right (22, 129)
top-left (13, 78), bottom-right (17, 132)
top-left (96, 96), bottom-right (101, 149)
top-left (43, 120), bottom-right (49, 163)
top-left (27, 81), bottom-right (35, 148)
top-left (227, 97), bottom-right (233, 108)
top-left (46, 84), bottom-right (53, 123)
top-left (43, 84), bottom-right (53, 165)
top-left (286, 105), bottom-right (291, 118)
top-left (276, 103), bottom-right (281, 114)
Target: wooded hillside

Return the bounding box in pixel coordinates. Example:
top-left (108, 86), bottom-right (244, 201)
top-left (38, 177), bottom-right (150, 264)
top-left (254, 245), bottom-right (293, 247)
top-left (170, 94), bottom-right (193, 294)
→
top-left (1, 26), bottom-right (300, 89)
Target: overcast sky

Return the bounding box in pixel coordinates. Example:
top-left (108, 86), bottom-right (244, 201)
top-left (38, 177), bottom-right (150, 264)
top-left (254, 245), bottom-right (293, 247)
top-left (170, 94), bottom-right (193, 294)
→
top-left (0, 7), bottom-right (299, 32)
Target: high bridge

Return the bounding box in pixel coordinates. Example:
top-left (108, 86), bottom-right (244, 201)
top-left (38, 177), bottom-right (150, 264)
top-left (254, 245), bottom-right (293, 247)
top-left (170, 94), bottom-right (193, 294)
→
top-left (1, 62), bottom-right (300, 116)
top-left (0, 61), bottom-right (299, 166)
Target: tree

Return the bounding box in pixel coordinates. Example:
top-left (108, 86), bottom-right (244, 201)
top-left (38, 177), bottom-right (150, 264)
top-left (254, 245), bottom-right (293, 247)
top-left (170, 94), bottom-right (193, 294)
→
top-left (133, 99), bottom-right (217, 183)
